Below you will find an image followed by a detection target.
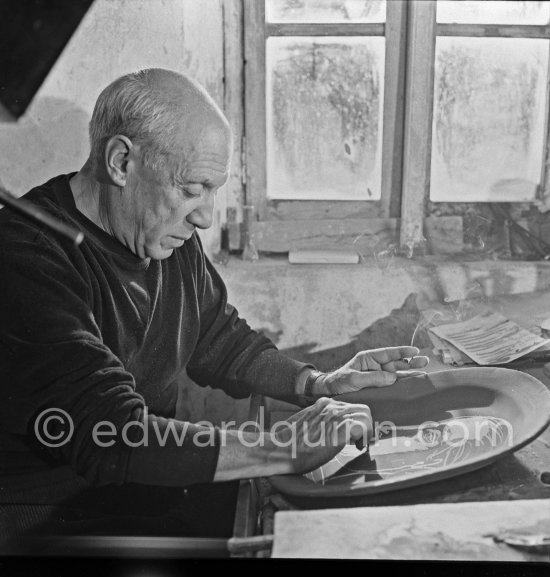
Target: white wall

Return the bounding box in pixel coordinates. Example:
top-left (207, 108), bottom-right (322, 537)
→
top-left (0, 0), bottom-right (225, 253)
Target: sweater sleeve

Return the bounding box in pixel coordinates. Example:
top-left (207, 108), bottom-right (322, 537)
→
top-left (0, 227), bottom-right (220, 488)
top-left (186, 238), bottom-right (312, 399)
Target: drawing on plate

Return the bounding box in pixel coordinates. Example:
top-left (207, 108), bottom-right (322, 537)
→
top-left (305, 415), bottom-right (513, 485)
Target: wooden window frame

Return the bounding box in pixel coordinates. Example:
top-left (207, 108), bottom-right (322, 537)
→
top-left (239, 0), bottom-right (550, 256)
top-left (243, 0), bottom-right (415, 255)
top-left (403, 0), bottom-right (550, 249)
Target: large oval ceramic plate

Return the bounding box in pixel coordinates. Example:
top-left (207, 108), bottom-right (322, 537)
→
top-left (268, 367), bottom-right (550, 498)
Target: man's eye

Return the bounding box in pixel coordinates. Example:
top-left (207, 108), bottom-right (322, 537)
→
top-left (183, 186), bottom-right (202, 197)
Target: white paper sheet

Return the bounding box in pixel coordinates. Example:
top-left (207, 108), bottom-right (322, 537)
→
top-left (429, 310), bottom-right (550, 365)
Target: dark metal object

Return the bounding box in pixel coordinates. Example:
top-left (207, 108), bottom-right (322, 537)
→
top-left (0, 186), bottom-right (84, 246)
top-left (2, 535), bottom-right (230, 558)
top-left (488, 532), bottom-right (550, 553)
top-left (2, 534), bottom-right (275, 558)
top-left (0, 0), bottom-right (94, 117)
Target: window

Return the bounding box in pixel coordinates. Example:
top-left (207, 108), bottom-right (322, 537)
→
top-left (431, 1), bottom-right (550, 203)
top-left (237, 0), bottom-right (550, 257)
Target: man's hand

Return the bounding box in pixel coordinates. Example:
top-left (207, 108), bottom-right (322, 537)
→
top-left (307, 346), bottom-right (429, 397)
top-left (274, 397), bottom-right (373, 474)
top-left (213, 397), bottom-right (373, 481)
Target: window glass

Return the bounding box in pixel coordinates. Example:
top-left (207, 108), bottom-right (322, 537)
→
top-left (430, 37), bottom-right (549, 202)
top-left (266, 0), bottom-right (386, 24)
top-left (436, 0), bottom-right (550, 25)
top-left (266, 37), bottom-right (385, 200)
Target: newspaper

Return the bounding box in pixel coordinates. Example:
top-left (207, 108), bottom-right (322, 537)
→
top-left (429, 310), bottom-right (550, 366)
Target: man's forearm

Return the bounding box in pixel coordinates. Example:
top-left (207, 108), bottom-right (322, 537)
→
top-left (213, 429), bottom-right (294, 482)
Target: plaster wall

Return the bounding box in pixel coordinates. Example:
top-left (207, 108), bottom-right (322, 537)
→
top-left (0, 0), bottom-right (225, 254)
top-left (221, 257), bottom-right (550, 351)
top-left (179, 256), bottom-right (550, 425)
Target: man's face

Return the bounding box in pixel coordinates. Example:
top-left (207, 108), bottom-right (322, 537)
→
top-left (117, 123), bottom-right (231, 260)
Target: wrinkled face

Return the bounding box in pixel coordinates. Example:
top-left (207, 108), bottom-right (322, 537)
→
top-left (116, 122), bottom-right (231, 259)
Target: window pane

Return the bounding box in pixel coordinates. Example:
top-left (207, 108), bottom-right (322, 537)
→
top-left (430, 37), bottom-right (549, 202)
top-left (437, 0), bottom-right (550, 25)
top-left (266, 0), bottom-right (386, 24)
top-left (266, 37), bottom-right (385, 200)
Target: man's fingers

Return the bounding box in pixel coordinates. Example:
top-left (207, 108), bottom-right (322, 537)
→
top-left (355, 346), bottom-right (426, 369)
top-left (395, 369), bottom-right (428, 379)
top-left (371, 345), bottom-right (421, 363)
top-left (330, 406), bottom-right (373, 445)
top-left (381, 359), bottom-right (410, 372)
top-left (290, 396), bottom-right (333, 427)
top-left (350, 369), bottom-right (397, 388)
top-left (294, 399), bottom-right (373, 445)
top-left (344, 414), bottom-right (374, 445)
top-left (409, 355), bottom-right (429, 368)
top-left (382, 355), bottom-right (430, 372)
top-left (316, 400), bottom-right (372, 422)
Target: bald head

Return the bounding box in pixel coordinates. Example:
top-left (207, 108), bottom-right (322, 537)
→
top-left (87, 68), bottom-right (231, 176)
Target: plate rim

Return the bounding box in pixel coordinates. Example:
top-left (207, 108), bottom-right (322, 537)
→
top-left (268, 367), bottom-right (550, 498)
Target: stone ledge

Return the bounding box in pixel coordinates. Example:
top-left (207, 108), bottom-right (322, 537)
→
top-left (219, 255), bottom-right (550, 301)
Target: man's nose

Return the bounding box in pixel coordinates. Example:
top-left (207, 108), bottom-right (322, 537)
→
top-left (187, 193), bottom-right (214, 229)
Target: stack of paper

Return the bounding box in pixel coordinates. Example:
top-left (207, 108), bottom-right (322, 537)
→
top-left (420, 307), bottom-right (474, 365)
top-left (427, 329), bottom-right (472, 365)
top-left (429, 310), bottom-right (550, 366)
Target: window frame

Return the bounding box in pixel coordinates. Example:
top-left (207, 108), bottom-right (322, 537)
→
top-left (404, 0), bottom-right (550, 249)
top-left (239, 0), bottom-right (550, 256)
top-left (243, 0), bottom-right (413, 254)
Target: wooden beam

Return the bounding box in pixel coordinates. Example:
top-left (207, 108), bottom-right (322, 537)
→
top-left (232, 479), bottom-right (261, 545)
top-left (400, 0), bottom-right (437, 254)
top-left (223, 0), bottom-right (245, 250)
top-left (266, 22), bottom-right (385, 37)
top-left (251, 218), bottom-right (396, 253)
top-left (538, 38), bottom-right (550, 206)
top-left (250, 216), bottom-right (463, 255)
top-left (380, 0), bottom-right (408, 218)
top-left (437, 23), bottom-right (550, 38)
top-left (266, 200), bottom-right (383, 220)
top-left (244, 0), bottom-right (267, 221)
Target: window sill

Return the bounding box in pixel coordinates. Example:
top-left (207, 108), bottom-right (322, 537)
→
top-left (217, 253), bottom-right (550, 302)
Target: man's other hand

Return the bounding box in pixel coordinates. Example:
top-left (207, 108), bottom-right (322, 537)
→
top-left (309, 346), bottom-right (429, 396)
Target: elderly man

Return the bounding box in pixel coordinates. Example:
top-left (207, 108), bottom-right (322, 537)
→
top-left (0, 69), bottom-right (427, 540)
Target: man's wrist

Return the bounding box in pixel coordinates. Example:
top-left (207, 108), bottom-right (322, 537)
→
top-left (304, 370), bottom-right (330, 397)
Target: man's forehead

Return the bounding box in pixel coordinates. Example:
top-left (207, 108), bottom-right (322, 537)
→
top-left (168, 150), bottom-right (229, 183)
top-left (184, 163), bottom-right (230, 185)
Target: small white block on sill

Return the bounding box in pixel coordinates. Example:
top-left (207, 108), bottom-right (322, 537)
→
top-left (288, 248), bottom-right (360, 264)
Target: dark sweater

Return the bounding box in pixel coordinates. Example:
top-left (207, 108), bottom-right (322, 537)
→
top-left (0, 174), bottom-right (307, 502)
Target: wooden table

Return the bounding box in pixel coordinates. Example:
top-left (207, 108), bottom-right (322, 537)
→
top-left (232, 293), bottom-right (550, 560)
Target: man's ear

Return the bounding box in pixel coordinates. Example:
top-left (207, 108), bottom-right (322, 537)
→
top-left (104, 135), bottom-right (133, 187)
